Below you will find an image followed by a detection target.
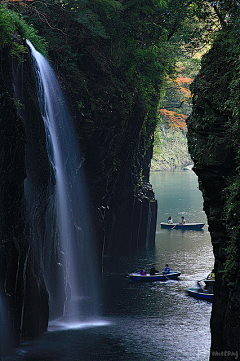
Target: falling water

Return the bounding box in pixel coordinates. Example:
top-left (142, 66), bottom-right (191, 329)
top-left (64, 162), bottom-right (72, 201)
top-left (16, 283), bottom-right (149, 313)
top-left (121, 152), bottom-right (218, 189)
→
top-left (26, 40), bottom-right (100, 325)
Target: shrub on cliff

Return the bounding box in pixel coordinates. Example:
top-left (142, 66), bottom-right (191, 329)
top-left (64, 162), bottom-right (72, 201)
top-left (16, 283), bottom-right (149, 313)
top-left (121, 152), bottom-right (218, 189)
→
top-left (0, 5), bottom-right (47, 59)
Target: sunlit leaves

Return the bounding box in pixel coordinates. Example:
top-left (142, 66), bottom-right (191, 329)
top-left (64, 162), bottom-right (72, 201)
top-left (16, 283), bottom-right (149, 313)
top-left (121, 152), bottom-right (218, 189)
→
top-left (160, 109), bottom-right (187, 131)
top-left (0, 5), bottom-right (47, 56)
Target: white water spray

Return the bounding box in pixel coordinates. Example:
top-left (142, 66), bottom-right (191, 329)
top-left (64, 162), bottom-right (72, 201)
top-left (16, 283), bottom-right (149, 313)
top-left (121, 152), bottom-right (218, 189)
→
top-left (26, 40), bottom-right (100, 324)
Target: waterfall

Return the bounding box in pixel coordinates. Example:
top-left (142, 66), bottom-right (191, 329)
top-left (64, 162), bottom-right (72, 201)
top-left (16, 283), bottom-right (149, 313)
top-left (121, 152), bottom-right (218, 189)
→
top-left (26, 40), bottom-right (100, 325)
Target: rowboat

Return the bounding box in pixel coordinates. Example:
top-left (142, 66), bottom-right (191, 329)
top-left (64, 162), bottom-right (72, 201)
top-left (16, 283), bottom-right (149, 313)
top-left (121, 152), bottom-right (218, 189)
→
top-left (204, 279), bottom-right (215, 288)
top-left (160, 222), bottom-right (205, 230)
top-left (129, 271), bottom-right (181, 282)
top-left (186, 287), bottom-right (213, 301)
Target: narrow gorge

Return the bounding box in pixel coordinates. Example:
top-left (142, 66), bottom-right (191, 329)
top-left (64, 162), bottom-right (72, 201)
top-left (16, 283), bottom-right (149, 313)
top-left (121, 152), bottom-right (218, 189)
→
top-left (1, 1), bottom-right (240, 359)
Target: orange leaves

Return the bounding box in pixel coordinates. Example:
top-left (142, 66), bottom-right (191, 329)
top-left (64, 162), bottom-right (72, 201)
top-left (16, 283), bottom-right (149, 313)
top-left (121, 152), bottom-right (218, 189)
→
top-left (160, 109), bottom-right (174, 118)
top-left (179, 86), bottom-right (191, 97)
top-left (175, 75), bottom-right (193, 100)
top-left (175, 76), bottom-right (193, 86)
top-left (159, 66), bottom-right (193, 132)
top-left (160, 109), bottom-right (187, 132)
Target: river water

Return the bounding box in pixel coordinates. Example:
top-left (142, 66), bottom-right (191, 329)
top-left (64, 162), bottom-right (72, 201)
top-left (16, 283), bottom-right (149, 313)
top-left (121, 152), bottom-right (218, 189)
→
top-left (5, 170), bottom-right (214, 361)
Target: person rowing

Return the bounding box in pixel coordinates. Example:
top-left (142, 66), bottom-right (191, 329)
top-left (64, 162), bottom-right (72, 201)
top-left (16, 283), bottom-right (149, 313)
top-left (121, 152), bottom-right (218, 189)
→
top-left (163, 264), bottom-right (170, 274)
top-left (172, 216), bottom-right (186, 229)
top-left (150, 263), bottom-right (159, 275)
top-left (179, 216), bottom-right (186, 225)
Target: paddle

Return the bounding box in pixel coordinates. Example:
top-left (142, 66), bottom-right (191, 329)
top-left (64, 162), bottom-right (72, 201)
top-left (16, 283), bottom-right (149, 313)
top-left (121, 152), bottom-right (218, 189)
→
top-left (151, 272), bottom-right (169, 280)
top-left (162, 272), bottom-right (171, 280)
top-left (172, 224), bottom-right (177, 229)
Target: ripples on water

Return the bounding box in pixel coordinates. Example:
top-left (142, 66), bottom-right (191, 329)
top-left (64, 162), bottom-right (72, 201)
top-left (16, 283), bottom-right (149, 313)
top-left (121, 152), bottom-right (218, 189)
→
top-left (4, 171), bottom-right (214, 361)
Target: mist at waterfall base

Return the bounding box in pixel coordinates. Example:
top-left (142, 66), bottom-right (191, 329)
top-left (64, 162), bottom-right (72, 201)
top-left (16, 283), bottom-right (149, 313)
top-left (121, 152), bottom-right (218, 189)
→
top-left (26, 40), bottom-right (101, 327)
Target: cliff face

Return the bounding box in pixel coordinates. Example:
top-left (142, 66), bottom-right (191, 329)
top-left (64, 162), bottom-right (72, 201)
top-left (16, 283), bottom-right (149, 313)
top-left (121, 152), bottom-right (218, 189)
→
top-left (63, 32), bottom-right (158, 258)
top-left (0, 47), bottom-right (49, 351)
top-left (83, 90), bottom-right (158, 256)
top-left (0, 47), bottom-right (27, 350)
top-left (187, 28), bottom-right (240, 357)
top-left (0, 36), bottom-right (157, 351)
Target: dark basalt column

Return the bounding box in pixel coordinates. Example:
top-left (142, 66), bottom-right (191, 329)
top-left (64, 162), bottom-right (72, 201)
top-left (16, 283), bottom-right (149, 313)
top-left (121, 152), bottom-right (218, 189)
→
top-left (187, 29), bottom-right (240, 358)
top-left (0, 46), bottom-right (28, 349)
top-left (0, 45), bottom-right (50, 350)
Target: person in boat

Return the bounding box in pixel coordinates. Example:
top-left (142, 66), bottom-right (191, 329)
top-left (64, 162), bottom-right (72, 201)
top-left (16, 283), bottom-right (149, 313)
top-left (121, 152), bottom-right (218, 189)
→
top-left (150, 264), bottom-right (159, 275)
top-left (167, 216), bottom-right (173, 224)
top-left (196, 281), bottom-right (204, 291)
top-left (163, 264), bottom-right (170, 274)
top-left (179, 216), bottom-right (186, 225)
top-left (207, 269), bottom-right (215, 280)
top-left (196, 280), bottom-right (209, 293)
top-left (140, 268), bottom-right (146, 275)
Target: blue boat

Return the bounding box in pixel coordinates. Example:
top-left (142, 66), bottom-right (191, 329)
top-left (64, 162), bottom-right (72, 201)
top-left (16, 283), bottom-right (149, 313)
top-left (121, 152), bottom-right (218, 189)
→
top-left (186, 287), bottom-right (213, 301)
top-left (160, 222), bottom-right (204, 230)
top-left (129, 271), bottom-right (181, 282)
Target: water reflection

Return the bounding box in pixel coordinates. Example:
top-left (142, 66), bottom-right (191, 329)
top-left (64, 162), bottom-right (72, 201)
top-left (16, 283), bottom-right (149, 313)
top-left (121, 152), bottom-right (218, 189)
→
top-left (48, 319), bottom-right (111, 331)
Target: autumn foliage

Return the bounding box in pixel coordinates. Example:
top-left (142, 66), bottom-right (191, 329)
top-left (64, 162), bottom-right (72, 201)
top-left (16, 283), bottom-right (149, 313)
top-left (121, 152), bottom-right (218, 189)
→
top-left (160, 109), bottom-right (187, 131)
top-left (175, 75), bottom-right (192, 98)
top-left (159, 66), bottom-right (194, 132)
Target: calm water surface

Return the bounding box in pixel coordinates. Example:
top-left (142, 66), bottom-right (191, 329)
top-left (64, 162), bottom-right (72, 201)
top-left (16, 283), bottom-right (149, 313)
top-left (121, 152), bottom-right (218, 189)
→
top-left (5, 170), bottom-right (214, 361)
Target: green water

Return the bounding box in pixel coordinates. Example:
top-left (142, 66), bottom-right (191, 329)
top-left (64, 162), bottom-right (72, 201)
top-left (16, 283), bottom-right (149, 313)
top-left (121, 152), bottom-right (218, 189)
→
top-left (5, 170), bottom-right (214, 361)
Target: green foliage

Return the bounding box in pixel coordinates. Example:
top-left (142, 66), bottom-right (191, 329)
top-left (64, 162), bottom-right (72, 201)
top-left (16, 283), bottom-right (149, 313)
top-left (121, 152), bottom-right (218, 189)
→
top-left (5, 0), bottom-right (236, 195)
top-left (0, 6), bottom-right (12, 47)
top-left (5, 0), bottom-right (218, 131)
top-left (152, 123), bottom-right (191, 170)
top-left (221, 27), bottom-right (240, 278)
top-left (187, 19), bottom-right (240, 279)
top-left (0, 4), bottom-right (47, 57)
top-left (10, 42), bottom-right (27, 62)
top-left (223, 175), bottom-right (240, 279)
top-left (61, 0), bottom-right (120, 39)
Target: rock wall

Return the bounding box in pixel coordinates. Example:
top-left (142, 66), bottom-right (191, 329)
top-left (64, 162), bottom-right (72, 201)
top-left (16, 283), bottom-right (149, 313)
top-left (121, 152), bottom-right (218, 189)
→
top-left (0, 37), bottom-right (158, 352)
top-left (0, 46), bottom-right (27, 350)
top-left (71, 43), bottom-right (159, 260)
top-left (85, 113), bottom-right (158, 258)
top-left (102, 183), bottom-right (157, 256)
top-left (0, 46), bottom-right (49, 351)
top-left (187, 27), bottom-right (240, 358)
top-left (151, 125), bottom-right (192, 171)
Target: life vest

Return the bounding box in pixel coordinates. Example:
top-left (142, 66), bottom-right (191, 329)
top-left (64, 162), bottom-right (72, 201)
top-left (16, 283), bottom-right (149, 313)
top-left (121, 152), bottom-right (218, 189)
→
top-left (210, 272), bottom-right (215, 279)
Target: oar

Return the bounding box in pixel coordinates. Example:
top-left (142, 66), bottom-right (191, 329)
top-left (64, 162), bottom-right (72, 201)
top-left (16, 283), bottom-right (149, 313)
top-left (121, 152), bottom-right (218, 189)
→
top-left (172, 224), bottom-right (177, 229)
top-left (162, 272), bottom-right (170, 280)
